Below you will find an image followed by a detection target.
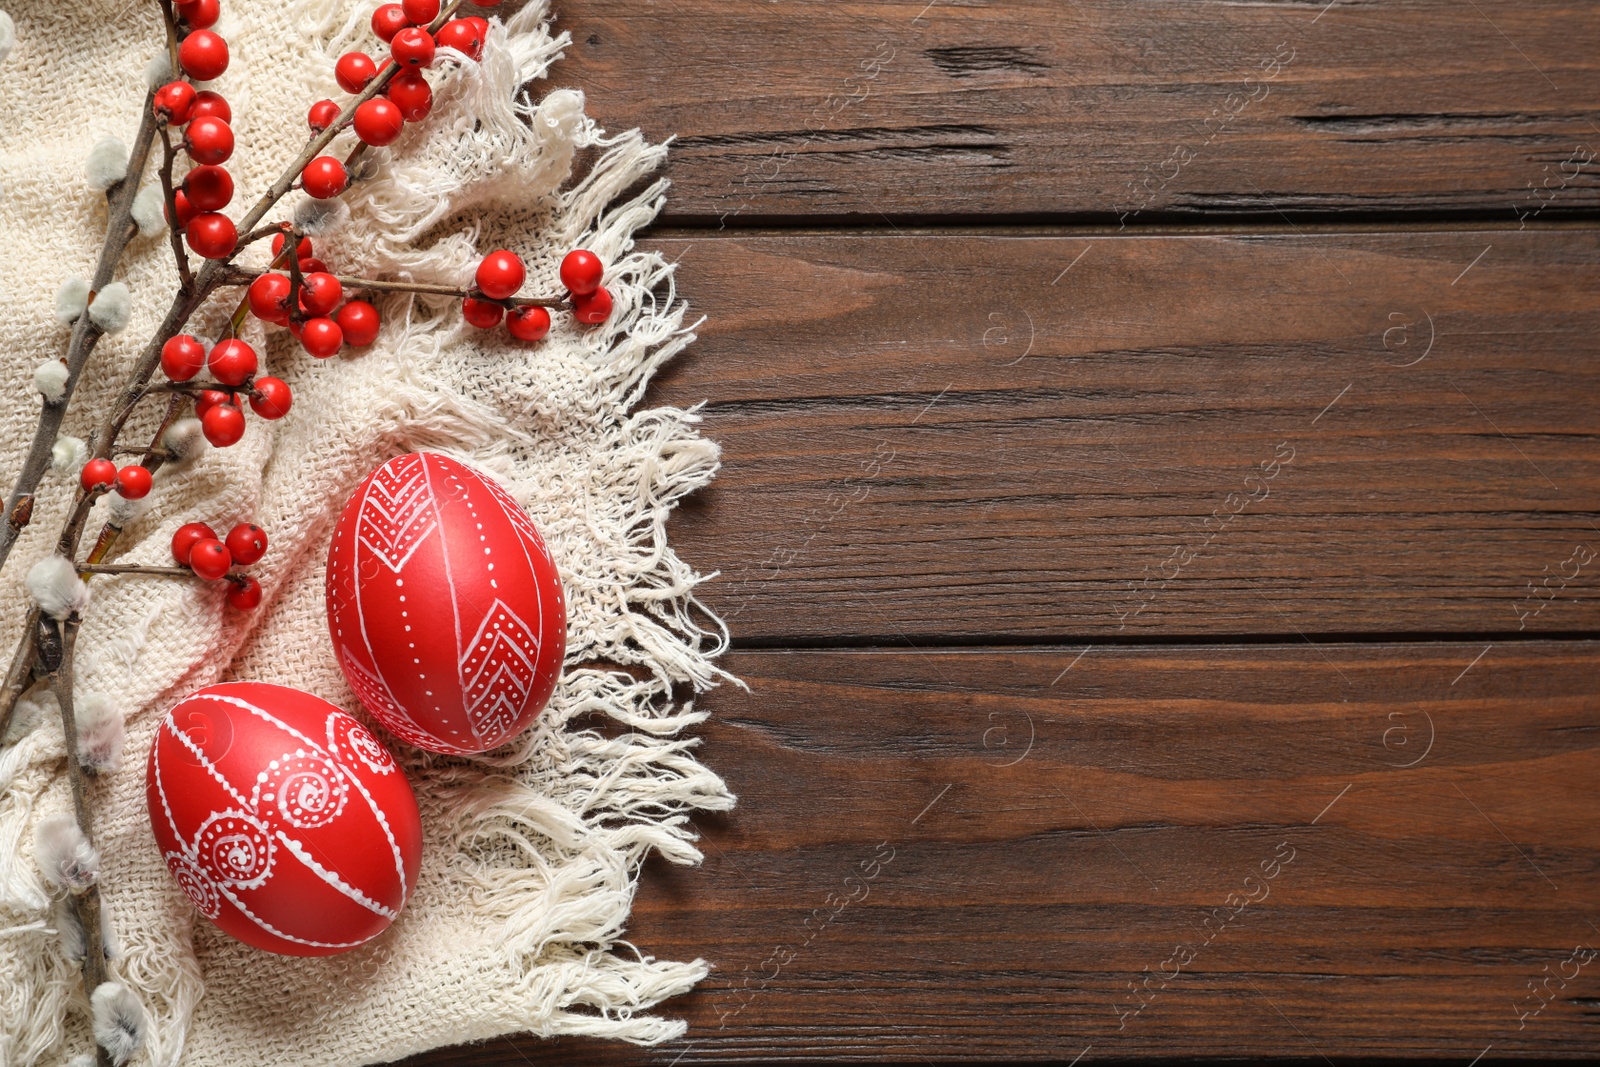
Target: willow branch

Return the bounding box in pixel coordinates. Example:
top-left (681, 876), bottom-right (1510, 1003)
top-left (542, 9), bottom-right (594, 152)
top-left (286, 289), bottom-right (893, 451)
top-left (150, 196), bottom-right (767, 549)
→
top-left (44, 615), bottom-right (113, 1067)
top-left (0, 90), bottom-right (160, 580)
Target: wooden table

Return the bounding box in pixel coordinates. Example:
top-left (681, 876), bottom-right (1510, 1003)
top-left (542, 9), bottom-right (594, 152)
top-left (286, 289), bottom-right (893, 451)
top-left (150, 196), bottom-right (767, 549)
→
top-left (413, 1), bottom-right (1600, 1061)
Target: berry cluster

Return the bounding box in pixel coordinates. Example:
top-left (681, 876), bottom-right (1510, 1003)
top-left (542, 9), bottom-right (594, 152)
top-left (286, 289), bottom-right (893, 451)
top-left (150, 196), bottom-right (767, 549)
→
top-left (463, 247), bottom-right (611, 339)
top-left (302, 0), bottom-right (491, 198)
top-left (151, 0), bottom-right (240, 260)
top-left (78, 457), bottom-right (153, 501)
top-left (244, 233), bottom-right (382, 359)
top-left (159, 329), bottom-right (293, 447)
top-left (170, 520), bottom-right (269, 609)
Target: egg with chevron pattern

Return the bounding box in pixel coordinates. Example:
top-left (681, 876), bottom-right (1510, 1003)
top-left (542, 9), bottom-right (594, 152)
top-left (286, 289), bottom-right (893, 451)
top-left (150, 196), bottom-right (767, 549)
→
top-left (146, 682), bottom-right (422, 955)
top-left (324, 451), bottom-right (567, 754)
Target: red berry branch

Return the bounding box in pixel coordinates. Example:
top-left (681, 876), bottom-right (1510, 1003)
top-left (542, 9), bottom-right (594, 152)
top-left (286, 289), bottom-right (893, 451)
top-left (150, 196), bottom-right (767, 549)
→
top-left (0, 0), bottom-right (616, 1059)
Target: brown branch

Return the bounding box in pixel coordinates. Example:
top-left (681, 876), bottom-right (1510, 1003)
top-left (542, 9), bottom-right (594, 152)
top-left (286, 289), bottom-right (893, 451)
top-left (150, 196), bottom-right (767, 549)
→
top-left (0, 89), bottom-right (160, 581)
top-left (158, 0), bottom-right (181, 83)
top-left (219, 265), bottom-right (568, 308)
top-left (158, 124), bottom-right (195, 292)
top-left (77, 564), bottom-right (192, 577)
top-left (44, 615), bottom-right (113, 1067)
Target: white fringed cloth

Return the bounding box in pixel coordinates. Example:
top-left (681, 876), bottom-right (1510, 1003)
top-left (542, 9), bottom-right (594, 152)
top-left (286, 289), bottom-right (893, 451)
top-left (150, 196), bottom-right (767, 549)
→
top-left (0, 0), bottom-right (733, 1061)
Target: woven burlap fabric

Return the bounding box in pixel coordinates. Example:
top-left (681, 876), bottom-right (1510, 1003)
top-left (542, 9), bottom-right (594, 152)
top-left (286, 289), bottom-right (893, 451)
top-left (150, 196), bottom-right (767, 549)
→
top-left (0, 1), bottom-right (733, 1063)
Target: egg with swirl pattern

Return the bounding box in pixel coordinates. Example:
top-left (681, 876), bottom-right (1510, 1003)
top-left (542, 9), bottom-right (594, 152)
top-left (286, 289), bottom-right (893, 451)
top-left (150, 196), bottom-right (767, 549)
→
top-left (146, 681), bottom-right (422, 955)
top-left (324, 451), bottom-right (567, 754)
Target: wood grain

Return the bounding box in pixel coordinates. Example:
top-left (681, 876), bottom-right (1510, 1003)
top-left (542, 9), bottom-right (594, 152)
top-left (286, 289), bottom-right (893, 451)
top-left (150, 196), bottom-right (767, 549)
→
top-left (399, 643), bottom-right (1600, 1064)
top-left (642, 229), bottom-right (1600, 643)
top-left (548, 0), bottom-right (1600, 222)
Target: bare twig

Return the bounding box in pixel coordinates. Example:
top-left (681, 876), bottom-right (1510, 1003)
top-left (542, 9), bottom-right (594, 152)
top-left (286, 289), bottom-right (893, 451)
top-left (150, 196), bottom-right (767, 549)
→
top-left (220, 264), bottom-right (569, 307)
top-left (157, 125), bottom-right (195, 292)
top-left (77, 564), bottom-right (192, 577)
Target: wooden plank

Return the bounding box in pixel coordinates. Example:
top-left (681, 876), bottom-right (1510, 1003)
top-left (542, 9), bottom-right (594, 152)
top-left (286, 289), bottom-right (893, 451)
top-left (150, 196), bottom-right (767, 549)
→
top-left (641, 229), bottom-right (1600, 642)
top-left (401, 642), bottom-right (1600, 1064)
top-left (548, 0), bottom-right (1600, 221)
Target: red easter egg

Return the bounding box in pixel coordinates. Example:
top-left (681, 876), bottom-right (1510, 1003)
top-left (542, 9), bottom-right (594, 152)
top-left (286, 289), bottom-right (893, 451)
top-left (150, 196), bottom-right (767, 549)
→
top-left (145, 682), bottom-right (421, 956)
top-left (325, 452), bottom-right (566, 754)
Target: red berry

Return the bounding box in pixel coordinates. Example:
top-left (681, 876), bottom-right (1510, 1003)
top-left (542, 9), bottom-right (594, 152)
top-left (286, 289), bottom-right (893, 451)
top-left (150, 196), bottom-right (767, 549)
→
top-left (299, 272), bottom-right (343, 316)
top-left (462, 297), bottom-right (503, 328)
top-left (178, 0), bottom-right (220, 29)
top-left (572, 285), bottom-right (613, 324)
top-left (179, 29), bottom-right (229, 81)
top-left (402, 0), bottom-right (440, 24)
top-left (225, 522), bottom-right (269, 565)
top-left (226, 575), bottom-right (263, 610)
top-left (469, 0), bottom-right (497, 8)
top-left (386, 71), bottom-right (432, 121)
top-left (298, 256), bottom-right (330, 275)
top-left (208, 338), bottom-right (257, 386)
top-left (168, 189), bottom-right (196, 229)
top-left (79, 458), bottom-right (117, 493)
top-left (171, 521), bottom-right (218, 565)
top-left (560, 249), bottom-right (604, 295)
top-left (186, 212), bottom-right (237, 259)
top-left (465, 16), bottom-right (488, 36)
top-left (475, 249), bottom-right (525, 300)
top-left (114, 465), bottom-right (152, 500)
top-left (335, 52), bottom-right (378, 93)
top-left (188, 538), bottom-right (232, 580)
top-left (184, 164), bottom-right (233, 211)
top-left (301, 156), bottom-right (348, 199)
top-left (434, 18), bottom-right (483, 60)
top-left (200, 403), bottom-right (246, 447)
top-left (249, 377), bottom-right (292, 419)
top-left (160, 334), bottom-right (208, 381)
top-left (153, 81), bottom-right (196, 125)
top-left (184, 115), bottom-right (234, 165)
top-left (391, 27), bottom-right (435, 69)
top-left (506, 305), bottom-right (550, 341)
top-left (301, 317), bottom-right (344, 358)
top-left (191, 90), bottom-right (232, 124)
top-left (272, 232), bottom-right (314, 260)
top-left (337, 300), bottom-right (381, 346)
top-left (193, 389), bottom-right (234, 421)
top-left (354, 97), bottom-right (405, 146)
top-left (247, 272), bottom-right (292, 324)
top-left (307, 98), bottom-right (341, 133)
top-left (372, 3), bottom-right (408, 41)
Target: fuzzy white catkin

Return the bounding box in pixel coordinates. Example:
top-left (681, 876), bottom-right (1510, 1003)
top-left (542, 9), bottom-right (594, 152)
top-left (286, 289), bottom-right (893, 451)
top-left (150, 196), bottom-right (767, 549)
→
top-left (143, 51), bottom-right (170, 87)
top-left (87, 281), bottom-right (131, 332)
top-left (54, 276), bottom-right (90, 325)
top-left (35, 814), bottom-right (99, 893)
top-left (52, 893), bottom-right (119, 962)
top-left (90, 982), bottom-right (147, 1066)
top-left (130, 186), bottom-right (165, 236)
top-left (26, 555), bottom-right (89, 620)
top-left (33, 360), bottom-right (68, 402)
top-left (107, 491), bottom-right (150, 527)
top-left (69, 1055), bottom-right (95, 1067)
top-left (0, 689), bottom-right (50, 745)
top-left (85, 137), bottom-right (129, 193)
top-left (0, 11), bottom-right (14, 65)
top-left (161, 418), bottom-right (206, 467)
top-left (51, 435), bottom-right (87, 475)
top-left (294, 195), bottom-right (349, 234)
top-left (76, 695), bottom-right (125, 774)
